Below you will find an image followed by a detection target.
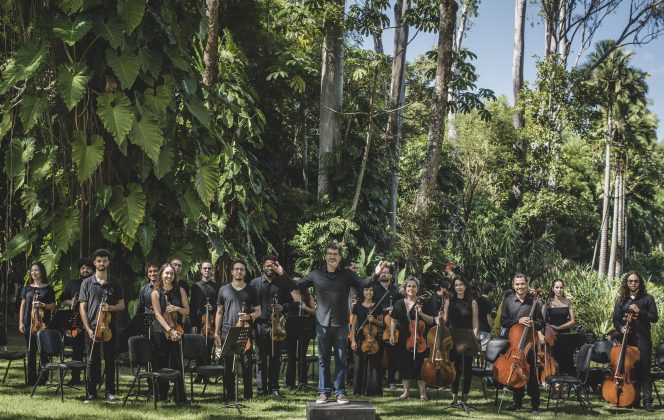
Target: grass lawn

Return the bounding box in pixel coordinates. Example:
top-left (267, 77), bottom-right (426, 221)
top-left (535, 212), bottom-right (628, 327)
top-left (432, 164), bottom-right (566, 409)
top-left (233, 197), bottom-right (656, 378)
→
top-left (0, 331), bottom-right (660, 419)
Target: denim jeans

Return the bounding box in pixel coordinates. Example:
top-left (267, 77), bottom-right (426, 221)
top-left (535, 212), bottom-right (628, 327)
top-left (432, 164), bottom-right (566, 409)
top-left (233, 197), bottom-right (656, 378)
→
top-left (316, 323), bottom-right (349, 397)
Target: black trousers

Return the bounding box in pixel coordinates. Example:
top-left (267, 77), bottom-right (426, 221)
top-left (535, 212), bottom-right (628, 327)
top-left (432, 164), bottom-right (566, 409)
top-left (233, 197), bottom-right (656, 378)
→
top-left (25, 333), bottom-right (48, 385)
top-left (223, 352), bottom-right (253, 400)
top-left (384, 342), bottom-right (398, 385)
top-left (150, 332), bottom-right (186, 403)
top-left (195, 335), bottom-right (216, 368)
top-left (512, 351), bottom-right (540, 408)
top-left (636, 341), bottom-right (653, 404)
top-left (450, 349), bottom-right (473, 395)
top-left (65, 333), bottom-right (85, 381)
top-left (85, 334), bottom-right (116, 396)
top-left (254, 322), bottom-right (283, 392)
top-left (285, 329), bottom-right (310, 387)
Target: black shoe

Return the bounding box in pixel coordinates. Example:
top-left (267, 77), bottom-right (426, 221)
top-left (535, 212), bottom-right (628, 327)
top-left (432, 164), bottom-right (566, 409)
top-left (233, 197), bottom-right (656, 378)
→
top-left (644, 402), bottom-right (655, 412)
top-left (84, 394), bottom-right (98, 404)
top-left (506, 404), bottom-right (523, 411)
top-left (532, 407), bottom-right (540, 414)
top-left (272, 390), bottom-right (282, 398)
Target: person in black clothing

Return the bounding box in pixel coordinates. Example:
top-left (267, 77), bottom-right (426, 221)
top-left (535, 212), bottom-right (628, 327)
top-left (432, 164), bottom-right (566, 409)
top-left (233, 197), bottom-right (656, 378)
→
top-left (150, 263), bottom-right (188, 403)
top-left (543, 279), bottom-right (576, 376)
top-left (476, 283), bottom-right (494, 353)
top-left (214, 260), bottom-right (261, 401)
top-left (170, 257), bottom-right (191, 333)
top-left (190, 261), bottom-right (220, 376)
top-left (284, 275), bottom-right (316, 389)
top-left (442, 276), bottom-right (479, 405)
top-left (373, 263), bottom-right (402, 390)
top-left (612, 270), bottom-right (659, 412)
top-left (390, 276), bottom-right (434, 401)
top-left (249, 255), bottom-right (293, 398)
top-left (60, 258), bottom-right (94, 385)
top-left (350, 286), bottom-right (383, 396)
top-left (79, 249), bottom-right (125, 404)
top-left (500, 273), bottom-right (543, 413)
top-left (18, 262), bottom-right (56, 385)
top-left (136, 262), bottom-right (159, 316)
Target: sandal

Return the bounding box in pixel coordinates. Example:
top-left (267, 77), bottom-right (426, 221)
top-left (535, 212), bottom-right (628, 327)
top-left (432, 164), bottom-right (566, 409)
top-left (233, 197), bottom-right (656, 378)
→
top-left (420, 395), bottom-right (428, 401)
top-left (398, 393), bottom-right (410, 399)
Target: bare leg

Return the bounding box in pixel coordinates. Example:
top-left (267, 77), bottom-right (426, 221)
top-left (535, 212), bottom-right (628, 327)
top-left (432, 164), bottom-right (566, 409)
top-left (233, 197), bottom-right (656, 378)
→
top-left (399, 379), bottom-right (410, 398)
top-left (418, 380), bottom-right (428, 400)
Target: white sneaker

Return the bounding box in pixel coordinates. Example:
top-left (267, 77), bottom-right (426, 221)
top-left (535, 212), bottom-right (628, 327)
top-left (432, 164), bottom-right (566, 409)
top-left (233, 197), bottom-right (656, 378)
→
top-left (105, 393), bottom-right (118, 404)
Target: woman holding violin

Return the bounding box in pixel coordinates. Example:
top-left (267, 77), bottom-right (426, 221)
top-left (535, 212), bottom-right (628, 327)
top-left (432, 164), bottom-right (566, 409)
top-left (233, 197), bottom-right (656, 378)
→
top-left (150, 262), bottom-right (189, 403)
top-left (18, 262), bottom-right (56, 385)
top-left (611, 270), bottom-right (659, 412)
top-left (350, 286), bottom-right (384, 396)
top-left (442, 276), bottom-right (479, 405)
top-left (542, 279), bottom-right (575, 376)
top-left (390, 276), bottom-right (434, 401)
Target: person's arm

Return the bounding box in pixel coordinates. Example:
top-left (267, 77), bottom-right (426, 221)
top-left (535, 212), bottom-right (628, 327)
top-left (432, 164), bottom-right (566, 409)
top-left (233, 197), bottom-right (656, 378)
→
top-left (190, 284), bottom-right (201, 333)
top-left (555, 301), bottom-right (576, 330)
top-left (500, 299), bottom-right (514, 329)
top-left (302, 294), bottom-right (316, 315)
top-left (61, 285), bottom-right (74, 307)
top-left (643, 295), bottom-right (659, 323)
top-left (375, 313), bottom-right (384, 328)
top-left (486, 301), bottom-right (494, 331)
top-left (389, 311), bottom-right (397, 345)
top-left (350, 314), bottom-right (358, 350)
top-left (612, 298), bottom-right (623, 333)
top-left (79, 301), bottom-right (93, 339)
top-left (417, 302), bottom-right (434, 325)
top-left (42, 288), bottom-right (56, 311)
top-left (18, 299), bottom-right (26, 333)
top-left (533, 301), bottom-right (544, 331)
top-left (214, 305), bottom-right (224, 340)
top-left (442, 299), bottom-right (450, 326)
top-left (297, 274), bottom-right (314, 290)
top-left (472, 300), bottom-right (479, 339)
top-left (109, 299), bottom-right (125, 312)
top-left (178, 287), bottom-right (190, 317)
top-left (249, 304), bottom-right (261, 321)
top-left (136, 286), bottom-right (146, 315)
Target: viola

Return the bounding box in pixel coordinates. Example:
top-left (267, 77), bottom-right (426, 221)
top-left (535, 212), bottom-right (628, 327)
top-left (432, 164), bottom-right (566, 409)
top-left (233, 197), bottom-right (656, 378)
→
top-left (421, 309), bottom-right (456, 387)
top-left (537, 324), bottom-right (558, 384)
top-left (200, 297), bottom-right (216, 341)
top-left (492, 289), bottom-right (542, 388)
top-left (236, 301), bottom-right (252, 352)
top-left (405, 299), bottom-right (427, 357)
top-left (382, 296), bottom-right (399, 343)
top-left (94, 291), bottom-right (113, 342)
top-left (359, 304), bottom-right (380, 355)
top-left (30, 290), bottom-right (46, 334)
top-left (602, 309), bottom-right (640, 407)
top-left (271, 293), bottom-right (287, 342)
top-left (348, 295), bottom-right (357, 340)
top-left (65, 292), bottom-right (80, 338)
top-left (164, 292), bottom-right (184, 341)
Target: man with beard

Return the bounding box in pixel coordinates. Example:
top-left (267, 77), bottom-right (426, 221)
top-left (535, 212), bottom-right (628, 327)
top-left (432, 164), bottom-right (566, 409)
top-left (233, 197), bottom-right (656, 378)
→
top-left (372, 263), bottom-right (402, 390)
top-left (136, 262), bottom-right (159, 315)
top-left (298, 243), bottom-right (385, 405)
top-left (249, 255), bottom-right (292, 397)
top-left (79, 249), bottom-right (125, 404)
top-left (60, 258), bottom-right (94, 386)
top-left (190, 261), bottom-right (220, 379)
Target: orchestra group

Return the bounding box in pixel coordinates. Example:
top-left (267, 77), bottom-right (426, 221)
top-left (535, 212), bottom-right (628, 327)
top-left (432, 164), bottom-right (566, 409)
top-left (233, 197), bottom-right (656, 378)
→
top-left (14, 243), bottom-right (659, 413)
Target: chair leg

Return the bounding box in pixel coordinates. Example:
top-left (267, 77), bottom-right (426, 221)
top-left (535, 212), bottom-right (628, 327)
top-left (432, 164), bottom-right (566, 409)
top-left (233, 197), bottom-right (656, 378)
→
top-left (122, 373), bottom-right (139, 407)
top-left (153, 378), bottom-right (159, 410)
top-left (60, 369), bottom-right (65, 402)
top-left (2, 361), bottom-right (11, 383)
top-left (547, 384), bottom-right (552, 410)
top-left (30, 368), bottom-right (45, 397)
top-left (190, 371), bottom-right (194, 403)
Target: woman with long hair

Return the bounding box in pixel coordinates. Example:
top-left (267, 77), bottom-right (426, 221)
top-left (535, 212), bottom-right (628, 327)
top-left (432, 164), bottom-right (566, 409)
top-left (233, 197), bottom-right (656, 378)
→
top-left (150, 263), bottom-right (189, 403)
top-left (350, 285), bottom-right (383, 396)
top-left (543, 279), bottom-right (576, 375)
top-left (18, 262), bottom-right (56, 384)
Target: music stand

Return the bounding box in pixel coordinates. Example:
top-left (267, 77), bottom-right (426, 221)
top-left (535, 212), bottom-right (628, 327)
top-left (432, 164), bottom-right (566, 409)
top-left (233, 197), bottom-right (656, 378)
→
top-left (125, 313), bottom-right (156, 338)
top-left (288, 315), bottom-right (313, 394)
top-left (221, 326), bottom-right (251, 411)
top-left (443, 329), bottom-right (482, 413)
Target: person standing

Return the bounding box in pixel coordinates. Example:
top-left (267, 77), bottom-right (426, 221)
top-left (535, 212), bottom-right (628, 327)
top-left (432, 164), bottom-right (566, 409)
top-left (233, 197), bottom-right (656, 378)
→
top-left (79, 249), bottom-right (125, 404)
top-left (476, 283), bottom-right (495, 353)
top-left (214, 260), bottom-right (261, 402)
top-left (190, 261), bottom-right (220, 376)
top-left (543, 279), bottom-right (576, 375)
top-left (284, 275), bottom-right (316, 389)
top-left (136, 262), bottom-right (159, 316)
top-left (18, 262), bottom-right (56, 385)
top-left (60, 258), bottom-right (94, 385)
top-left (372, 263), bottom-right (402, 390)
top-left (350, 286), bottom-right (383, 396)
top-left (170, 257), bottom-right (191, 332)
top-left (297, 243), bottom-right (384, 405)
top-left (500, 273), bottom-right (543, 413)
top-left (612, 270), bottom-right (659, 412)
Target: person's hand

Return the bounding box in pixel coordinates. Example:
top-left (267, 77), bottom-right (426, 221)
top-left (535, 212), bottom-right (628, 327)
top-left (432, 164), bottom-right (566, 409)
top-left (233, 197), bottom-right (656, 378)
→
top-left (239, 313), bottom-right (251, 322)
top-left (351, 341), bottom-right (358, 351)
top-left (273, 303), bottom-right (283, 313)
top-left (87, 327), bottom-right (94, 340)
top-left (367, 314), bottom-right (375, 323)
top-left (168, 329), bottom-right (182, 341)
top-left (214, 333), bottom-right (221, 347)
top-left (518, 317), bottom-right (532, 326)
top-left (191, 327), bottom-right (199, 334)
top-left (389, 334), bottom-right (395, 345)
top-left (19, 323), bottom-right (25, 334)
top-left (621, 326), bottom-right (628, 334)
top-left (166, 304), bottom-right (179, 314)
top-left (274, 261), bottom-right (285, 276)
top-left (32, 301), bottom-right (45, 308)
top-left (300, 302), bottom-right (309, 311)
top-left (374, 260), bottom-right (387, 276)
top-left (205, 303), bottom-right (213, 311)
top-left (101, 302), bottom-right (110, 312)
top-left (628, 304), bottom-right (640, 314)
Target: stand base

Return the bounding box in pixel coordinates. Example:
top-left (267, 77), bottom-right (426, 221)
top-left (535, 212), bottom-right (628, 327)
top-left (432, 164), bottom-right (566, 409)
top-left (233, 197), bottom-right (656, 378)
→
top-left (294, 382), bottom-right (314, 395)
top-left (305, 400), bottom-right (375, 420)
top-left (442, 401), bottom-right (478, 414)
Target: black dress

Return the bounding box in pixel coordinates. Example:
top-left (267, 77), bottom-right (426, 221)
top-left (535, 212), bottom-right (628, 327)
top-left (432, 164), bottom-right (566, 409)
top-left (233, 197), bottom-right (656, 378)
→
top-left (545, 304), bottom-right (574, 375)
top-left (392, 299), bottom-right (429, 381)
top-left (352, 304), bottom-right (383, 395)
top-left (447, 297), bottom-right (474, 395)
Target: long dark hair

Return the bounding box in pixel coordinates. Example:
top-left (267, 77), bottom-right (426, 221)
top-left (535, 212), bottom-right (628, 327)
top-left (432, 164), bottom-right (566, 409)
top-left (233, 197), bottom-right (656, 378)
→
top-left (451, 275), bottom-right (473, 305)
top-left (619, 270), bottom-right (647, 303)
top-left (547, 279), bottom-right (565, 302)
top-left (28, 261), bottom-right (48, 285)
top-left (155, 263), bottom-right (176, 290)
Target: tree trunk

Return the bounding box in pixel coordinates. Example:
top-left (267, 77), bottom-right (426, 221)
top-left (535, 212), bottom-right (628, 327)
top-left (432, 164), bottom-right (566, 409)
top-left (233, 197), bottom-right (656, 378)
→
top-left (371, 0), bottom-right (384, 55)
top-left (454, 0), bottom-right (470, 53)
top-left (386, 0), bottom-right (409, 233)
top-left (598, 112), bottom-right (612, 276)
top-left (302, 104), bottom-right (308, 190)
top-left (414, 0), bottom-right (457, 216)
top-left (607, 168), bottom-right (620, 280)
top-left (202, 0), bottom-right (220, 86)
top-left (557, 0), bottom-right (570, 65)
top-left (512, 0), bottom-right (526, 130)
top-left (318, 0), bottom-right (345, 199)
top-left (615, 157), bottom-right (626, 277)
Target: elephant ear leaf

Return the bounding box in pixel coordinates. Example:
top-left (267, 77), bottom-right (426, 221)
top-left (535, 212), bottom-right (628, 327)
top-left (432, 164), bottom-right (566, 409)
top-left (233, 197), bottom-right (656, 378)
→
top-left (194, 154), bottom-right (220, 206)
top-left (117, 0), bottom-right (145, 35)
top-left (109, 183), bottom-right (146, 240)
top-left (71, 132), bottom-right (104, 183)
top-left (56, 65), bottom-right (90, 110)
top-left (1, 226), bottom-right (37, 261)
top-left (96, 92), bottom-right (134, 146)
top-left (0, 40), bottom-right (50, 95)
top-left (105, 48), bottom-right (139, 89)
top-left (129, 113), bottom-right (163, 162)
top-left (136, 217), bottom-right (156, 256)
top-left (52, 15), bottom-right (92, 46)
top-left (94, 18), bottom-right (125, 49)
top-left (53, 206), bottom-right (80, 252)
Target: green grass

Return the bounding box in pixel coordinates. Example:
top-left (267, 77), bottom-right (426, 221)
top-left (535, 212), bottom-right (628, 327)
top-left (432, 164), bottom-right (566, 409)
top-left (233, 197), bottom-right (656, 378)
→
top-left (0, 332), bottom-right (660, 419)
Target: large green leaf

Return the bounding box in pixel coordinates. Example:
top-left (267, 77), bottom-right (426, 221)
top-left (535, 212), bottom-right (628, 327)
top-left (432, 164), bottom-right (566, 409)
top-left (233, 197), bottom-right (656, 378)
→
top-left (56, 65), bottom-right (90, 110)
top-left (153, 146), bottom-right (173, 180)
top-left (52, 16), bottom-right (92, 46)
top-left (96, 92), bottom-right (134, 146)
top-left (20, 95), bottom-right (48, 132)
top-left (30, 145), bottom-right (57, 182)
top-left (0, 111), bottom-right (11, 139)
top-left (109, 183), bottom-right (146, 240)
top-left (105, 48), bottom-right (139, 89)
top-left (185, 95), bottom-right (210, 128)
top-left (136, 217), bottom-right (156, 256)
top-left (129, 114), bottom-right (163, 162)
top-left (53, 206), bottom-right (80, 251)
top-left (0, 40), bottom-right (50, 94)
top-left (4, 137), bottom-right (35, 178)
top-left (194, 154), bottom-right (220, 205)
top-left (1, 226), bottom-right (37, 261)
top-left (180, 189), bottom-right (204, 221)
top-left (39, 244), bottom-right (61, 277)
top-left (58, 0), bottom-right (83, 15)
top-left (71, 132), bottom-right (104, 183)
top-left (117, 0), bottom-right (145, 35)
top-left (94, 18), bottom-right (125, 49)
top-left (144, 84), bottom-right (172, 117)
top-left (92, 185), bottom-right (112, 215)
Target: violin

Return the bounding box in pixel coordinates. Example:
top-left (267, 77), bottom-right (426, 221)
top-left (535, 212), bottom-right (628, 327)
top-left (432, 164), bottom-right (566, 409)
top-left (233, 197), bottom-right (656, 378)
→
top-left (382, 296), bottom-right (399, 343)
top-left (359, 304), bottom-right (380, 355)
top-left (164, 292), bottom-right (184, 341)
top-left (200, 297), bottom-right (216, 342)
top-left (492, 289), bottom-right (542, 388)
top-left (236, 301), bottom-right (252, 352)
top-left (421, 309), bottom-right (456, 387)
top-left (348, 295), bottom-right (357, 340)
top-left (30, 290), bottom-right (46, 333)
top-left (405, 299), bottom-right (427, 358)
top-left (537, 324), bottom-right (558, 384)
top-left (602, 309), bottom-right (640, 407)
top-left (271, 293), bottom-right (287, 342)
top-left (94, 291), bottom-right (113, 342)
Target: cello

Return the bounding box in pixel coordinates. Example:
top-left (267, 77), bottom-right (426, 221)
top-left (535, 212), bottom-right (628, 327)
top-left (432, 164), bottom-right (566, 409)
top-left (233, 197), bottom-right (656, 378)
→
top-left (537, 325), bottom-right (558, 385)
top-left (405, 299), bottom-right (427, 360)
top-left (421, 309), bottom-right (456, 387)
top-left (492, 289), bottom-right (541, 388)
top-left (602, 309), bottom-right (640, 407)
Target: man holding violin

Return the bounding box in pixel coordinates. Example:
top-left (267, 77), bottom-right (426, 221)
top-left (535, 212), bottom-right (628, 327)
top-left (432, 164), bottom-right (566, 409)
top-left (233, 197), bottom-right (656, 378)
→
top-left (78, 249), bottom-right (125, 404)
top-left (612, 270), bottom-right (659, 412)
top-left (190, 261), bottom-right (220, 378)
top-left (499, 273), bottom-right (543, 413)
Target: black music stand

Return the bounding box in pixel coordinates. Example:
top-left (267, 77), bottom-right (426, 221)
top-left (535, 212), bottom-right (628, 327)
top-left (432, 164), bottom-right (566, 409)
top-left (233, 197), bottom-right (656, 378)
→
top-left (125, 313), bottom-right (156, 338)
top-left (288, 315), bottom-right (313, 394)
top-left (443, 328), bottom-right (482, 413)
top-left (221, 326), bottom-right (251, 411)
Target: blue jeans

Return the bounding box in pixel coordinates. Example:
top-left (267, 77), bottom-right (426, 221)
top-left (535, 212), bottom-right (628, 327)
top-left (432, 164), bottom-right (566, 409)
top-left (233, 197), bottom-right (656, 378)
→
top-left (316, 323), bottom-right (349, 397)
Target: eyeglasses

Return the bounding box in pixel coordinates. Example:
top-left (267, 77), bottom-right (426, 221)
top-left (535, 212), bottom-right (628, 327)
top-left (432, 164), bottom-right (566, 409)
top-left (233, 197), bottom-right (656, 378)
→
top-left (627, 279), bottom-right (640, 284)
top-left (202, 267), bottom-right (212, 270)
top-left (326, 252), bottom-right (340, 256)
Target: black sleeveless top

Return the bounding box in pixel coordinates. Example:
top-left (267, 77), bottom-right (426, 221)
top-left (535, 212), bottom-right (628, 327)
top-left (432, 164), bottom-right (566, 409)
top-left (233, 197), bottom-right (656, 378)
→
top-left (152, 287), bottom-right (185, 333)
top-left (448, 297), bottom-right (473, 329)
top-left (546, 305), bottom-right (571, 333)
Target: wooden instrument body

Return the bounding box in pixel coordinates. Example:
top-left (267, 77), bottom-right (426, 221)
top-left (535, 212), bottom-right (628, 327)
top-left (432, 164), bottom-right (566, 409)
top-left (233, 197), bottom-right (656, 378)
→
top-left (602, 311), bottom-right (640, 407)
top-left (537, 325), bottom-right (558, 384)
top-left (382, 297), bottom-right (398, 343)
top-left (421, 323), bottom-right (456, 387)
top-left (406, 319), bottom-right (427, 354)
top-left (361, 322), bottom-right (380, 354)
top-left (94, 293), bottom-right (113, 342)
top-left (65, 292), bottom-right (80, 338)
top-left (237, 301), bottom-right (252, 351)
top-left (492, 322), bottom-right (534, 388)
top-left (200, 298), bottom-right (216, 340)
top-left (271, 294), bottom-right (287, 342)
top-left (30, 291), bottom-right (46, 334)
top-left (163, 292), bottom-right (183, 341)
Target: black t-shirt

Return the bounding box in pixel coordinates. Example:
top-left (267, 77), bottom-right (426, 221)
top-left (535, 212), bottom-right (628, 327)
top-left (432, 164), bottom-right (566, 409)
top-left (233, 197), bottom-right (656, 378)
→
top-left (352, 303), bottom-right (381, 341)
top-left (21, 284), bottom-right (56, 329)
top-left (476, 295), bottom-right (492, 333)
top-left (137, 281), bottom-right (155, 315)
top-left (79, 275), bottom-right (124, 329)
top-left (448, 297), bottom-right (474, 330)
top-left (60, 278), bottom-right (84, 311)
top-left (392, 299), bottom-right (431, 343)
top-left (190, 280), bottom-right (220, 329)
top-left (216, 283), bottom-right (258, 338)
top-left (248, 275), bottom-right (293, 322)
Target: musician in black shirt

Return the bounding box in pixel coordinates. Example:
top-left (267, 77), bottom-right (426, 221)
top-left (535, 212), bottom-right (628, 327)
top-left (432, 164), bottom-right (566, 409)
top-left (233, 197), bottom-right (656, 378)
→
top-left (373, 263), bottom-right (402, 390)
top-left (136, 262), bottom-right (159, 315)
top-left (612, 270), bottom-right (659, 412)
top-left (190, 261), bottom-right (220, 372)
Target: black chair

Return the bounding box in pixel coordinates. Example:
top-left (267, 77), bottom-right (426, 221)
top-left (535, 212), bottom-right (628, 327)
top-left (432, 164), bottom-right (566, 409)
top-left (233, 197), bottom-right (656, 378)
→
top-left (586, 339), bottom-right (613, 395)
top-left (0, 323), bottom-right (27, 384)
top-left (478, 337), bottom-right (510, 405)
top-left (30, 329), bottom-right (87, 402)
top-left (122, 336), bottom-right (182, 409)
top-left (181, 334), bottom-right (224, 402)
top-left (545, 343), bottom-right (594, 415)
top-left (650, 342), bottom-right (664, 406)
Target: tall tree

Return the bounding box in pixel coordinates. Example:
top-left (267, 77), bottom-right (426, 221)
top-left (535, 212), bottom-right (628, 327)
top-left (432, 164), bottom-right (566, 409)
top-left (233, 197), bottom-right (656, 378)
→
top-left (202, 0), bottom-right (220, 86)
top-left (512, 0), bottom-right (526, 129)
top-left (414, 0), bottom-right (458, 216)
top-left (318, 0), bottom-right (346, 199)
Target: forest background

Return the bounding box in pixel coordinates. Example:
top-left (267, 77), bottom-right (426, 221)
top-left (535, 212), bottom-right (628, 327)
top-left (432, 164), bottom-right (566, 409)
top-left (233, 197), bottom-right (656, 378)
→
top-left (2, 0), bottom-right (664, 343)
